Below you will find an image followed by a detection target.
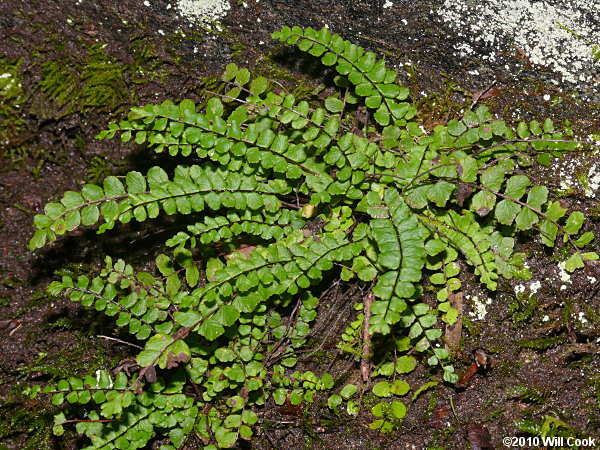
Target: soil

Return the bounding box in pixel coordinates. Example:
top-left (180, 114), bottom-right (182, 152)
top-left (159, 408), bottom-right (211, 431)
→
top-left (0, 1), bottom-right (599, 449)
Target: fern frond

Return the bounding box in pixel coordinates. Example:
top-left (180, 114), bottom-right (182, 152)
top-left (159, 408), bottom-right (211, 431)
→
top-left (48, 256), bottom-right (173, 340)
top-left (518, 335), bottom-right (567, 350)
top-left (419, 210), bottom-right (499, 290)
top-left (272, 26), bottom-right (415, 126)
top-left (176, 229), bottom-right (360, 337)
top-left (99, 98), bottom-right (328, 179)
top-left (165, 209), bottom-right (299, 248)
top-left (30, 165), bottom-right (286, 249)
top-left (362, 188), bottom-right (426, 334)
top-left (27, 25), bottom-right (594, 448)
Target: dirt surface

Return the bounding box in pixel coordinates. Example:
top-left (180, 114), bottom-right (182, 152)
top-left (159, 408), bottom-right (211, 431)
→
top-left (1, 0), bottom-right (599, 449)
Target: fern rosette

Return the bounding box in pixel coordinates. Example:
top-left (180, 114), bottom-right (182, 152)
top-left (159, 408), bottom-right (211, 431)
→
top-left (26, 26), bottom-right (596, 448)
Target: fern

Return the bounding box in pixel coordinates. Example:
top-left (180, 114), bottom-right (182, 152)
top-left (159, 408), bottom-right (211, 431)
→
top-left (515, 415), bottom-right (579, 440)
top-left (26, 26), bottom-right (597, 448)
top-left (518, 335), bottom-right (567, 350)
top-left (508, 384), bottom-right (551, 404)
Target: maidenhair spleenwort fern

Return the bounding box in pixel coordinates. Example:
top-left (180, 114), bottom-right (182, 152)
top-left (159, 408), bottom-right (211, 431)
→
top-left (25, 26), bottom-right (596, 448)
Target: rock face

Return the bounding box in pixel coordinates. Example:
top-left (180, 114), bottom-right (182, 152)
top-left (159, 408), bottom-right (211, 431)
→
top-left (438, 0), bottom-right (599, 89)
top-left (0, 1), bottom-right (598, 449)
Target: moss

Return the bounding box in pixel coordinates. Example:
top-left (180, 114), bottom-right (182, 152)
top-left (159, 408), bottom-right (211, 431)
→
top-left (0, 276), bottom-right (26, 288)
top-left (201, 22), bottom-right (246, 58)
top-left (129, 38), bottom-right (172, 84)
top-left (34, 43), bottom-right (129, 119)
top-left (0, 56), bottom-right (27, 162)
top-left (1, 330), bottom-right (118, 449)
top-left (414, 77), bottom-right (469, 130)
top-left (0, 399), bottom-right (55, 450)
top-left (18, 334), bottom-right (113, 380)
top-left (485, 408), bottom-right (505, 421)
top-left (0, 296), bottom-right (10, 308)
top-left (429, 426), bottom-right (458, 448)
top-left (11, 289), bottom-right (52, 319)
top-left (86, 154), bottom-right (123, 184)
top-left (508, 292), bottom-right (539, 326)
top-left (518, 334), bottom-right (567, 350)
top-left (461, 315), bottom-right (482, 338)
top-left (0, 58), bottom-right (24, 103)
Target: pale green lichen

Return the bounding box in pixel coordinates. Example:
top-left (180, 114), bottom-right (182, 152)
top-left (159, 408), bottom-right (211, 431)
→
top-left (176, 0), bottom-right (231, 27)
top-left (557, 261), bottom-right (572, 290)
top-left (468, 295), bottom-right (492, 321)
top-left (438, 0), bottom-right (599, 86)
top-left (584, 164), bottom-right (600, 198)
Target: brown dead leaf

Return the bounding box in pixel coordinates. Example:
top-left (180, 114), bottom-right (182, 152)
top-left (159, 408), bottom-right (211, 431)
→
top-left (424, 401), bottom-right (454, 429)
top-left (444, 291), bottom-right (463, 353)
top-left (224, 243), bottom-right (257, 260)
top-left (456, 363), bottom-right (479, 388)
top-left (456, 183), bottom-right (474, 207)
top-left (457, 349), bottom-right (493, 387)
top-left (465, 423), bottom-right (494, 449)
top-left (476, 206), bottom-right (492, 217)
top-left (473, 348), bottom-right (492, 369)
top-left (302, 216), bottom-right (326, 237)
top-left (166, 351), bottom-right (190, 369)
top-left (144, 365), bottom-right (157, 383)
top-left (113, 358), bottom-right (140, 377)
top-left (0, 319), bottom-right (21, 335)
top-left (237, 243), bottom-right (257, 260)
top-left (479, 87), bottom-right (500, 99)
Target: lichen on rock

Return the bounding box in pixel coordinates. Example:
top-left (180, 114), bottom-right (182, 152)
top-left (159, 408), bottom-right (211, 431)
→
top-left (176, 0), bottom-right (231, 27)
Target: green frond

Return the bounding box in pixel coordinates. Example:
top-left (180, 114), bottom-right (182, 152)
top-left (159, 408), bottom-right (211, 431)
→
top-left (272, 26), bottom-right (415, 126)
top-left (364, 188), bottom-right (426, 334)
top-left (165, 209), bottom-right (300, 248)
top-left (420, 210), bottom-right (499, 290)
top-left (27, 25), bottom-right (592, 448)
top-left (48, 256), bottom-right (172, 339)
top-left (518, 335), bottom-right (567, 350)
top-left (30, 165), bottom-right (286, 249)
top-left (174, 229), bottom-right (359, 338)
